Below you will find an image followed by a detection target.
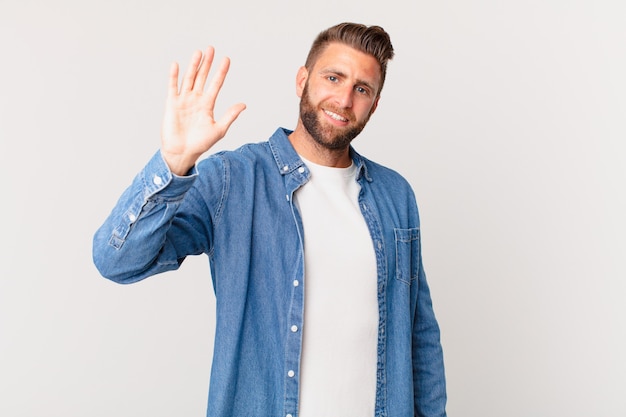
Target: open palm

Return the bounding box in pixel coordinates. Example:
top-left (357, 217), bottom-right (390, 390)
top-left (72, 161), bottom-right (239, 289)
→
top-left (161, 47), bottom-right (246, 175)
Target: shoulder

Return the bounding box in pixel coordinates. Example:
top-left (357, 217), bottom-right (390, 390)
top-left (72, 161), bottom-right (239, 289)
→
top-left (358, 153), bottom-right (414, 194)
top-left (196, 140), bottom-right (273, 172)
top-left (356, 153), bottom-right (421, 222)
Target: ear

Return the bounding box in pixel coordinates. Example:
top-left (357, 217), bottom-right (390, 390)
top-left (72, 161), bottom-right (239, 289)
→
top-left (295, 66), bottom-right (308, 98)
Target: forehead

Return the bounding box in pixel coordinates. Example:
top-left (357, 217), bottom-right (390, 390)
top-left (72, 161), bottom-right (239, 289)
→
top-left (313, 42), bottom-right (382, 86)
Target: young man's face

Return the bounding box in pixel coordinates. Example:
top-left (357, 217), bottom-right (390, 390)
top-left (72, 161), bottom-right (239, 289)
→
top-left (296, 42), bottom-right (382, 150)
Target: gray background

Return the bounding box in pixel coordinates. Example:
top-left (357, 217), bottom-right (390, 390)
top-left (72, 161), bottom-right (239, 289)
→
top-left (1, 0), bottom-right (624, 416)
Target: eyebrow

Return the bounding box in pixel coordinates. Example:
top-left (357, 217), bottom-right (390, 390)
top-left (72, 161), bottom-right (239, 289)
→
top-left (319, 68), bottom-right (378, 94)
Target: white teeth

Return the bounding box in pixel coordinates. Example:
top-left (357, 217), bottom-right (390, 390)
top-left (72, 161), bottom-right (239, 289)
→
top-left (324, 110), bottom-right (348, 122)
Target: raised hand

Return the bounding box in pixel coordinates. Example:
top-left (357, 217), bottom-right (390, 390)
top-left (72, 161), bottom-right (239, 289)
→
top-left (161, 47), bottom-right (246, 175)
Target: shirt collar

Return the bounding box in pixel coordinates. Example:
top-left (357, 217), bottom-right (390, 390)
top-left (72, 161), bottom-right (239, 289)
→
top-left (269, 127), bottom-right (372, 183)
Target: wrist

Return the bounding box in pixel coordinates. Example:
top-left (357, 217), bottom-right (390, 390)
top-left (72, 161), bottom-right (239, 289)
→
top-left (161, 150), bottom-right (199, 176)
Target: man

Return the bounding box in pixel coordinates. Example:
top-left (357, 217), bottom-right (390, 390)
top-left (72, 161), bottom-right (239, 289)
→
top-left (93, 22), bottom-right (447, 417)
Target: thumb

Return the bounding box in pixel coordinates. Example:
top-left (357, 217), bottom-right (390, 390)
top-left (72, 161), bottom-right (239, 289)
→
top-left (218, 102), bottom-right (247, 131)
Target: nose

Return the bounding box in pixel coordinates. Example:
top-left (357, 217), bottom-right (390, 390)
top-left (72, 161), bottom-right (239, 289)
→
top-left (335, 85), bottom-right (353, 108)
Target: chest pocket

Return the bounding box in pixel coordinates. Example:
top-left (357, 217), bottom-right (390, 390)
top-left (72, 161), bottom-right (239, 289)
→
top-left (394, 228), bottom-right (420, 284)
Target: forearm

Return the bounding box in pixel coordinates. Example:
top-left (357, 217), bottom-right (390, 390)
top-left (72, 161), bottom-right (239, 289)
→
top-left (92, 151), bottom-right (200, 283)
top-left (413, 262), bottom-right (447, 417)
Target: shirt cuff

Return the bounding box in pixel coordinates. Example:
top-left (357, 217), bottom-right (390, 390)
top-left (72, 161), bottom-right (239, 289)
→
top-left (141, 150), bottom-right (198, 200)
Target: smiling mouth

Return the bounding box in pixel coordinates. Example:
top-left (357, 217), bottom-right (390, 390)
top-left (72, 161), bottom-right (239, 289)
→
top-left (323, 109), bottom-right (349, 122)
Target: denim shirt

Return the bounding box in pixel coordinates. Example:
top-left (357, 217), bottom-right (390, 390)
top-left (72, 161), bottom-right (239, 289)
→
top-left (93, 128), bottom-right (447, 417)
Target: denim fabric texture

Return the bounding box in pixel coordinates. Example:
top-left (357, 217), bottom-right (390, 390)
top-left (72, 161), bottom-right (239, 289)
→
top-left (93, 127), bottom-right (447, 417)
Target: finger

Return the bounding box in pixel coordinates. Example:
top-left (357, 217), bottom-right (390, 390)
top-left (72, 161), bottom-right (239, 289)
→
top-left (167, 61), bottom-right (179, 97)
top-left (217, 102), bottom-right (247, 132)
top-left (181, 50), bottom-right (203, 92)
top-left (193, 46), bottom-right (215, 93)
top-left (204, 56), bottom-right (232, 108)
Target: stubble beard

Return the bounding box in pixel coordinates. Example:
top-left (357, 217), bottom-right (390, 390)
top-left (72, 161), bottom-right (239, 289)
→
top-left (299, 84), bottom-right (370, 151)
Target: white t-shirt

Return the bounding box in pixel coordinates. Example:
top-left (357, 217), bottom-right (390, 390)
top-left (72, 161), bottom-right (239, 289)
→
top-left (294, 156), bottom-right (378, 417)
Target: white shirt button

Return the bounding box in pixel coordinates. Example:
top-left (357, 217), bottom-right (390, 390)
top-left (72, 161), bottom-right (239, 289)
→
top-left (153, 175), bottom-right (163, 186)
top-left (283, 165), bottom-right (289, 172)
top-left (128, 213), bottom-right (136, 222)
top-left (287, 414), bottom-right (293, 417)
top-left (298, 167), bottom-right (305, 173)
top-left (288, 370), bottom-right (295, 377)
top-left (293, 280), bottom-right (299, 287)
top-left (290, 325), bottom-right (298, 332)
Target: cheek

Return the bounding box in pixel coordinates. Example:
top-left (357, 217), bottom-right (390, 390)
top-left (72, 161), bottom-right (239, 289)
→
top-left (357, 102), bottom-right (376, 120)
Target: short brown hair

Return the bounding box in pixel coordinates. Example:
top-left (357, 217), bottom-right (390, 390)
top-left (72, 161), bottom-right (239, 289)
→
top-left (304, 22), bottom-right (395, 95)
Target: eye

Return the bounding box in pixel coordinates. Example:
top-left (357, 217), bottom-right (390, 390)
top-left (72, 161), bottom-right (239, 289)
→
top-left (355, 86), bottom-right (370, 96)
top-left (327, 75), bottom-right (338, 83)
